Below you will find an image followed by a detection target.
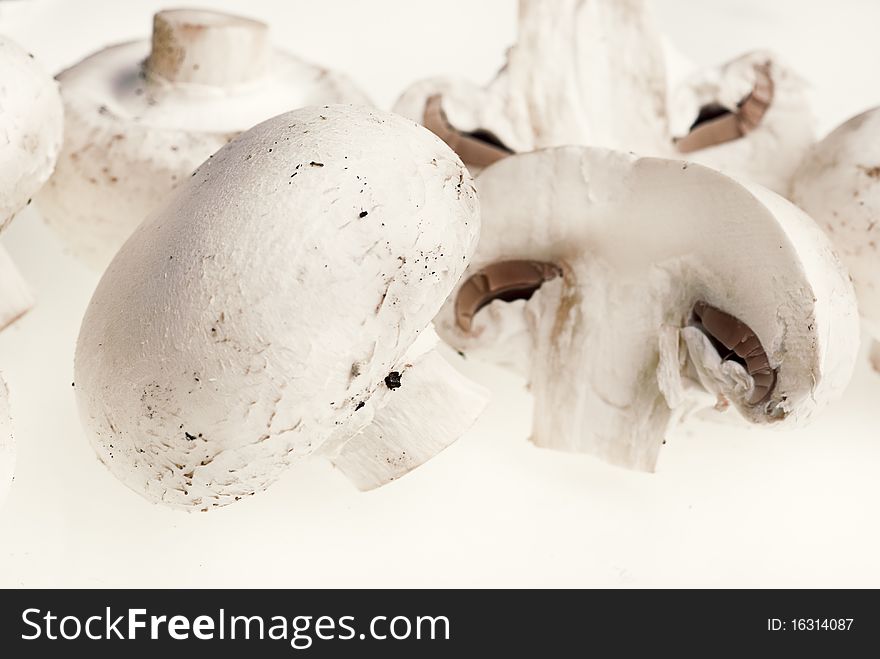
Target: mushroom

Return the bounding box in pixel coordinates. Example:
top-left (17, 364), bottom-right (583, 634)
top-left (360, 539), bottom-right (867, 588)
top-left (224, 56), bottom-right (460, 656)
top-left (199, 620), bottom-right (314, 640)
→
top-left (75, 105), bottom-right (487, 510)
top-left (393, 0), bottom-right (669, 170)
top-left (435, 147), bottom-right (859, 470)
top-left (0, 375), bottom-right (12, 503)
top-left (669, 50), bottom-right (815, 194)
top-left (37, 8), bottom-right (371, 271)
top-left (0, 35), bottom-right (64, 330)
top-left (790, 107), bottom-right (880, 370)
top-left (394, 2), bottom-right (813, 193)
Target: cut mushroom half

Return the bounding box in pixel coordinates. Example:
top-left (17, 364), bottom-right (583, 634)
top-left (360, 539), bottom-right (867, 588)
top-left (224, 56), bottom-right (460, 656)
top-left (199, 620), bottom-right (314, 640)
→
top-left (669, 51), bottom-right (814, 193)
top-left (790, 107), bottom-right (880, 370)
top-left (0, 35), bottom-right (63, 329)
top-left (397, 5), bottom-right (813, 195)
top-left (394, 0), bottom-right (672, 170)
top-left (75, 105), bottom-right (487, 510)
top-left (37, 8), bottom-right (372, 270)
top-left (436, 147), bottom-right (859, 471)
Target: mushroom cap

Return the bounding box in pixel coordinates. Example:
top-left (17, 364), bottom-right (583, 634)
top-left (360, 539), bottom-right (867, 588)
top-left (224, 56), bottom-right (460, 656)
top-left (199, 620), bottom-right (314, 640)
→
top-left (37, 10), bottom-right (372, 270)
top-left (669, 50), bottom-right (815, 194)
top-left (436, 147), bottom-right (858, 467)
top-left (790, 107), bottom-right (880, 337)
top-left (0, 35), bottom-right (63, 231)
top-left (0, 375), bottom-right (12, 504)
top-left (75, 104), bottom-right (479, 509)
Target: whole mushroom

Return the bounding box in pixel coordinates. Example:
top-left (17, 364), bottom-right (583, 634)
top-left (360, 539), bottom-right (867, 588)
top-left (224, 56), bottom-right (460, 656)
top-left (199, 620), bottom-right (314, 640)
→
top-left (435, 147), bottom-right (859, 470)
top-left (0, 35), bottom-right (63, 330)
top-left (394, 0), bottom-right (813, 192)
top-left (75, 105), bottom-right (487, 510)
top-left (790, 107), bottom-right (880, 370)
top-left (37, 8), bottom-right (371, 270)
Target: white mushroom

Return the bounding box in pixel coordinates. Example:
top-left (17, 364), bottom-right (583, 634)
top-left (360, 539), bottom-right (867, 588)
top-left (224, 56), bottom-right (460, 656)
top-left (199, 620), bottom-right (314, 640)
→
top-left (0, 35), bottom-right (63, 330)
top-left (790, 107), bottom-right (880, 369)
top-left (37, 8), bottom-right (371, 271)
top-left (0, 375), bottom-right (12, 503)
top-left (669, 50), bottom-right (815, 194)
top-left (75, 105), bottom-right (487, 510)
top-left (394, 1), bottom-right (813, 193)
top-left (435, 147), bottom-right (859, 471)
top-left (394, 0), bottom-right (668, 170)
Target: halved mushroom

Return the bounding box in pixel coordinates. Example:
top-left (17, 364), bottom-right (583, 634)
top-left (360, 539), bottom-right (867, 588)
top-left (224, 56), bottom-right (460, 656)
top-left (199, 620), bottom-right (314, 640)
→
top-left (669, 51), bottom-right (814, 193)
top-left (75, 105), bottom-right (487, 510)
top-left (394, 0), bottom-right (669, 168)
top-left (0, 35), bottom-right (63, 330)
top-left (435, 147), bottom-right (859, 471)
top-left (395, 3), bottom-right (813, 195)
top-left (790, 107), bottom-right (880, 370)
top-left (37, 8), bottom-right (371, 270)
top-left (0, 376), bottom-right (11, 503)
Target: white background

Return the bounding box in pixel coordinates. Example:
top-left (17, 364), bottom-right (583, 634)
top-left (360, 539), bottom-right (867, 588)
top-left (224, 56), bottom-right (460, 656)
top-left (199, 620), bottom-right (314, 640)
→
top-left (1, 0), bottom-right (880, 587)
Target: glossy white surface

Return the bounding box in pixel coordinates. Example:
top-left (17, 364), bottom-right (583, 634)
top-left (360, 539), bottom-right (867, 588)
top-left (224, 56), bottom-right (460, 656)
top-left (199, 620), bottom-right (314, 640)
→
top-left (1, 0), bottom-right (879, 587)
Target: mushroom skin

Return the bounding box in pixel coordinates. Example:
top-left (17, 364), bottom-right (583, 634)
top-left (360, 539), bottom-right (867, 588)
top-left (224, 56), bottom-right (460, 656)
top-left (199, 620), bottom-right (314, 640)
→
top-left (395, 3), bottom-right (812, 194)
top-left (37, 9), bottom-right (371, 271)
top-left (0, 376), bottom-right (12, 504)
top-left (669, 51), bottom-right (815, 194)
top-left (436, 147), bottom-right (859, 471)
top-left (0, 35), bottom-right (63, 330)
top-left (790, 107), bottom-right (880, 369)
top-left (75, 105), bottom-right (486, 510)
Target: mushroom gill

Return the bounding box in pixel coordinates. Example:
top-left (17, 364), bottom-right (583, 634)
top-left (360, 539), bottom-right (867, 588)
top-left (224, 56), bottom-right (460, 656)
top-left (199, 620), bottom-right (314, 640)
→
top-left (690, 301), bottom-right (777, 404)
top-left (423, 94), bottom-right (513, 168)
top-left (675, 62), bottom-right (774, 154)
top-left (455, 260), bottom-right (562, 332)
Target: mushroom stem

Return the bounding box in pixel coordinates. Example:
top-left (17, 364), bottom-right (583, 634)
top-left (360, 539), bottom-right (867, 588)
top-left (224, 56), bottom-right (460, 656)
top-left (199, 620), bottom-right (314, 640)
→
top-left (329, 348), bottom-right (488, 490)
top-left (0, 246), bottom-right (33, 332)
top-left (508, 0), bottom-right (668, 152)
top-left (146, 9), bottom-right (270, 86)
top-left (526, 263), bottom-right (671, 471)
